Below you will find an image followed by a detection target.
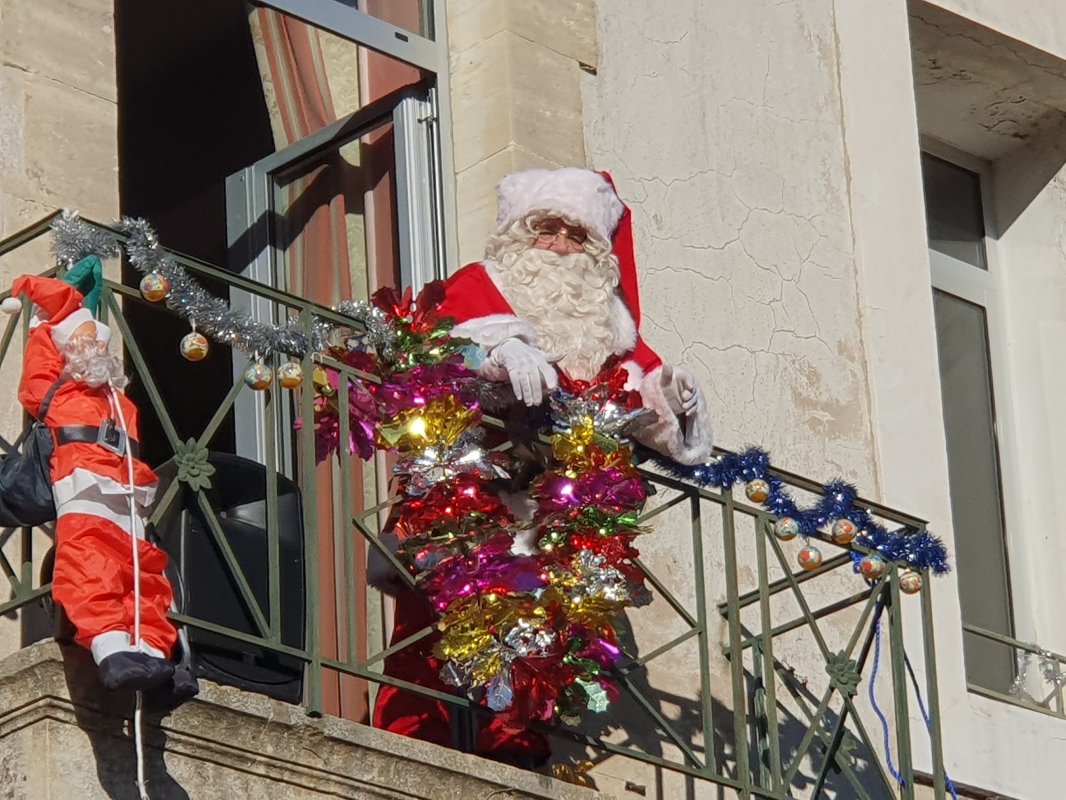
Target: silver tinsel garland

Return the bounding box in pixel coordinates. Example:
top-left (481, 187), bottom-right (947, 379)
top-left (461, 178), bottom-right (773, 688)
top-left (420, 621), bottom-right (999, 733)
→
top-left (1009, 646), bottom-right (1066, 700)
top-left (51, 210), bottom-right (121, 264)
top-left (50, 211), bottom-right (397, 359)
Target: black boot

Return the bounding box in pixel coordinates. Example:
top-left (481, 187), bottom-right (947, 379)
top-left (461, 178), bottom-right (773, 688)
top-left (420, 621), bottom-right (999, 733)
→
top-left (144, 664), bottom-right (200, 710)
top-left (98, 651), bottom-right (175, 691)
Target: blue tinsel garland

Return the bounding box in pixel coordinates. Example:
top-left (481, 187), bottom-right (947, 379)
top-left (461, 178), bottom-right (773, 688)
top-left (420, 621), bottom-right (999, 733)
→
top-left (645, 447), bottom-right (950, 575)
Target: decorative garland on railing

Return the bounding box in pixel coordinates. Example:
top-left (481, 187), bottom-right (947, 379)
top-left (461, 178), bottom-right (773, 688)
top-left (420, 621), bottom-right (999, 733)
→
top-left (648, 450), bottom-right (950, 580)
top-left (311, 284), bottom-right (656, 724)
top-left (50, 211), bottom-right (396, 364)
top-left (1010, 647), bottom-right (1066, 696)
top-left (48, 212), bottom-right (951, 726)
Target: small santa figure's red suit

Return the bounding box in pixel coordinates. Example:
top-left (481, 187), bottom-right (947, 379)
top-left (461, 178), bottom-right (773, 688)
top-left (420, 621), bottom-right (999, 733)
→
top-left (373, 168), bottom-right (714, 765)
top-left (4, 271), bottom-right (178, 691)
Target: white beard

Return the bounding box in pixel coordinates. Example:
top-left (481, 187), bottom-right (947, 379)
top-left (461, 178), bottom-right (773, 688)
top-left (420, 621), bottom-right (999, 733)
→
top-left (494, 245), bottom-right (619, 381)
top-left (62, 338), bottom-right (128, 389)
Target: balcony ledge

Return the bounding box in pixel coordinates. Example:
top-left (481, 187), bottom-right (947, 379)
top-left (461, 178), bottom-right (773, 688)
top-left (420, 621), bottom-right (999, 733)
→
top-left (0, 640), bottom-right (611, 800)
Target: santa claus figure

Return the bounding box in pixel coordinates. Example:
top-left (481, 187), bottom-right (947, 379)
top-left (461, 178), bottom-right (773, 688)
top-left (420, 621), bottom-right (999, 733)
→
top-left (438, 167), bottom-right (712, 462)
top-left (372, 168), bottom-right (714, 766)
top-left (3, 262), bottom-right (182, 693)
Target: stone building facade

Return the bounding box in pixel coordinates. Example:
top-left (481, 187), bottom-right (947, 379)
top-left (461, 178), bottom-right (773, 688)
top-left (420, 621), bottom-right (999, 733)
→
top-left (1, 1), bottom-right (1064, 798)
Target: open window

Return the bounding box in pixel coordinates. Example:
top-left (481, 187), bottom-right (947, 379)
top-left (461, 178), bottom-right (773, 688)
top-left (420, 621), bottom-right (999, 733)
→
top-left (225, 2), bottom-right (453, 468)
top-left (219, 1), bottom-right (454, 721)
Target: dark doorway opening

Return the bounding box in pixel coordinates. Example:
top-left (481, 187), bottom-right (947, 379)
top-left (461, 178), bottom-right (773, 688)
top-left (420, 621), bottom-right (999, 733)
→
top-left (115, 0), bottom-right (275, 462)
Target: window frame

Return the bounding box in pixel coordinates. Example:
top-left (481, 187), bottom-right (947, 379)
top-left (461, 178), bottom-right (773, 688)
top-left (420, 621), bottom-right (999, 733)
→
top-left (245, 0), bottom-right (458, 277)
top-left (225, 1), bottom-right (457, 470)
top-left (922, 138), bottom-right (1031, 663)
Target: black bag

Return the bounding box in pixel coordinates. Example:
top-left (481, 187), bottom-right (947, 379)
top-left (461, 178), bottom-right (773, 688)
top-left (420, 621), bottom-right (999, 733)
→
top-left (0, 380), bottom-right (64, 527)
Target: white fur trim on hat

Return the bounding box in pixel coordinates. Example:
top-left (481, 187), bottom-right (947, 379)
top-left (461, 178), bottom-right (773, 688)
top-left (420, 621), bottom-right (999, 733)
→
top-left (50, 307), bottom-right (111, 349)
top-left (496, 168), bottom-right (624, 245)
top-left (0, 297), bottom-right (22, 314)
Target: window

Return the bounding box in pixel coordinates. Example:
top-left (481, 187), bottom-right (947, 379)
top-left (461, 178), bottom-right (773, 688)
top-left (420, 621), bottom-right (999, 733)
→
top-left (921, 149), bottom-right (1016, 693)
top-left (226, 1), bottom-right (455, 466)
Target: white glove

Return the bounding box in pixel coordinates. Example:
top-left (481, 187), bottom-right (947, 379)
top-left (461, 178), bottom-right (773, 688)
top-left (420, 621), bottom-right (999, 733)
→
top-left (660, 364), bottom-right (700, 418)
top-left (490, 338), bottom-right (560, 406)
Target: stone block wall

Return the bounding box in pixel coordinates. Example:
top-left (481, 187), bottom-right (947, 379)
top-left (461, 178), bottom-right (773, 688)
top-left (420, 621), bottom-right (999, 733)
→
top-left (446, 0), bottom-right (597, 265)
top-left (0, 0), bottom-right (120, 661)
top-left (0, 641), bottom-right (612, 799)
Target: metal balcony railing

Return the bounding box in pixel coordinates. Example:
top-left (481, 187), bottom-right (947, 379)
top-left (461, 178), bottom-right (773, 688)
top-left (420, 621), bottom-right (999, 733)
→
top-left (0, 213), bottom-right (949, 799)
top-left (964, 624), bottom-right (1066, 719)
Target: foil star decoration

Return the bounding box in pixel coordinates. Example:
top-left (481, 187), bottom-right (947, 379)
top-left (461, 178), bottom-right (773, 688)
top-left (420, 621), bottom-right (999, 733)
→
top-left (549, 382), bottom-right (656, 446)
top-left (575, 678), bottom-right (610, 713)
top-left (503, 617), bottom-right (557, 657)
top-left (393, 430), bottom-right (510, 496)
top-left (486, 670), bottom-right (516, 712)
top-left (549, 549), bottom-right (633, 609)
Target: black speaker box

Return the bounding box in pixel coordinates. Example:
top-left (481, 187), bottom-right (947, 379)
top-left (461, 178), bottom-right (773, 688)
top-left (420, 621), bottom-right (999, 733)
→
top-left (154, 452), bottom-right (305, 703)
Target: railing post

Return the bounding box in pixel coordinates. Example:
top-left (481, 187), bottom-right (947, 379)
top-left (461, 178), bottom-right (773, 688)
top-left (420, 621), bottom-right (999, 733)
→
top-left (920, 568), bottom-right (948, 800)
top-left (888, 566), bottom-right (915, 799)
top-left (720, 490), bottom-right (752, 798)
top-left (689, 493), bottom-right (718, 780)
top-left (753, 516), bottom-right (782, 792)
top-left (299, 306), bottom-right (323, 716)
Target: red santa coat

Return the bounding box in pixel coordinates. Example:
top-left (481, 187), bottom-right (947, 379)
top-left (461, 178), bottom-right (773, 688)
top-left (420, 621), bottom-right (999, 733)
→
top-left (12, 275), bottom-right (156, 494)
top-left (436, 261), bottom-right (714, 465)
top-left (437, 260), bottom-right (662, 382)
top-left (9, 274), bottom-right (175, 659)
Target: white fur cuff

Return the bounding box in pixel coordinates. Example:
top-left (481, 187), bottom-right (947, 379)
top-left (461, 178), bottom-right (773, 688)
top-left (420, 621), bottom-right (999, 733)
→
top-left (450, 314), bottom-right (538, 350)
top-left (635, 365), bottom-right (714, 465)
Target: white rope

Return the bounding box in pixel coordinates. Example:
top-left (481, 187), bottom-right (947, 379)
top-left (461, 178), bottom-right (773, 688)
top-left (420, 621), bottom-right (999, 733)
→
top-left (134, 692), bottom-right (150, 800)
top-left (110, 383), bottom-right (151, 800)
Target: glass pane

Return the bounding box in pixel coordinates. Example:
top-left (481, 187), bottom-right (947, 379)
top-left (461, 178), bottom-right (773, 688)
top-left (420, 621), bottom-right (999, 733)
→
top-left (921, 152), bottom-right (988, 269)
top-left (270, 120), bottom-right (400, 721)
top-left (360, 0), bottom-right (433, 40)
top-left (249, 6), bottom-right (426, 147)
top-left (272, 121), bottom-right (400, 303)
top-left (933, 290), bottom-right (1014, 692)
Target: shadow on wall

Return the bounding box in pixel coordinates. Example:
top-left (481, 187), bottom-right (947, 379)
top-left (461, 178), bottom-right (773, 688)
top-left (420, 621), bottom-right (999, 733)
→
top-left (60, 644), bottom-right (190, 800)
top-left (991, 115), bottom-right (1066, 235)
top-left (547, 614), bottom-right (895, 800)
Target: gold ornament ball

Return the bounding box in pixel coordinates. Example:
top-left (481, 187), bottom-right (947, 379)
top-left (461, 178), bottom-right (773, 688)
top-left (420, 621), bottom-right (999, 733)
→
top-left (774, 516), bottom-right (799, 541)
top-left (277, 361), bottom-right (303, 389)
top-left (831, 519), bottom-right (857, 545)
top-left (139, 272), bottom-right (170, 302)
top-left (745, 479), bottom-right (770, 504)
top-left (798, 545), bottom-right (823, 571)
top-left (859, 554), bottom-right (886, 579)
top-left (244, 362), bottom-right (273, 391)
top-left (898, 569), bottom-right (923, 595)
top-left (179, 332), bottom-right (209, 361)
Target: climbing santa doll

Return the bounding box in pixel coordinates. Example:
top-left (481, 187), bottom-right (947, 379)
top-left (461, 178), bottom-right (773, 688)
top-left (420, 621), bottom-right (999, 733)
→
top-left (372, 167), bottom-right (714, 765)
top-left (2, 260), bottom-right (190, 695)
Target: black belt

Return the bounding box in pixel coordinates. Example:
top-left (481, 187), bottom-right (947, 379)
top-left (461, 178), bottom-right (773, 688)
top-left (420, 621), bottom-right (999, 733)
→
top-left (55, 421), bottom-right (139, 458)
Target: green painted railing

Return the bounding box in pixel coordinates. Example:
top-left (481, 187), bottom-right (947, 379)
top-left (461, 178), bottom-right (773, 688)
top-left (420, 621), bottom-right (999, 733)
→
top-left (0, 213), bottom-right (947, 799)
top-left (964, 624), bottom-right (1066, 719)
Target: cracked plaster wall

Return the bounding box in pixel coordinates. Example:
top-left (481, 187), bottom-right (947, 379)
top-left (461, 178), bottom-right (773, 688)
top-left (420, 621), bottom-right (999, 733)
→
top-left (579, 1), bottom-right (1066, 798)
top-left (925, 0), bottom-right (1066, 64)
top-left (582, 0), bottom-right (877, 494)
top-left (574, 2), bottom-right (897, 797)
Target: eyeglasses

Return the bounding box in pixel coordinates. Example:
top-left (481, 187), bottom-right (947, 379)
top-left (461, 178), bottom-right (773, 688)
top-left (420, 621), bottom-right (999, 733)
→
top-left (532, 218), bottom-right (589, 246)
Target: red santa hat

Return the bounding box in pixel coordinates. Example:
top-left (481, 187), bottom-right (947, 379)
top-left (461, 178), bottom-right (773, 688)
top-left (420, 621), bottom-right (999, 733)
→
top-left (494, 167), bottom-right (644, 329)
top-left (2, 274), bottom-right (112, 347)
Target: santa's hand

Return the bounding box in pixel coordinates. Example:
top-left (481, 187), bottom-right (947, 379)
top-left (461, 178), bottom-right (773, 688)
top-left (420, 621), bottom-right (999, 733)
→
top-left (490, 338), bottom-right (559, 406)
top-left (660, 364), bottom-right (701, 418)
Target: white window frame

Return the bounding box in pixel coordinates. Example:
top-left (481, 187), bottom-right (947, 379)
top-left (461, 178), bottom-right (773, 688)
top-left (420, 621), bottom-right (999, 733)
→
top-left (922, 138), bottom-right (1034, 650)
top-left (225, 1), bottom-right (457, 470)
